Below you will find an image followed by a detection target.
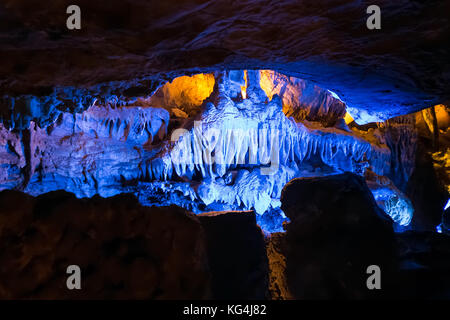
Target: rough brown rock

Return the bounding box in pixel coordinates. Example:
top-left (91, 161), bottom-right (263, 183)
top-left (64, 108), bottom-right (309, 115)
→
top-left (266, 232), bottom-right (292, 300)
top-left (0, 190), bottom-right (211, 299)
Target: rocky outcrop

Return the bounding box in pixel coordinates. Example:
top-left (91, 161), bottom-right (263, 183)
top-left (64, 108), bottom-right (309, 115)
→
top-left (198, 211), bottom-right (269, 299)
top-left (279, 173), bottom-right (397, 299)
top-left (136, 71), bottom-right (398, 225)
top-left (0, 190), bottom-right (274, 300)
top-left (403, 105), bottom-right (449, 231)
top-left (1, 177), bottom-right (450, 300)
top-left (266, 232), bottom-right (292, 300)
top-left (0, 0), bottom-right (448, 300)
top-left (266, 172), bottom-right (450, 300)
top-left (0, 105), bottom-right (169, 197)
top-left (406, 140), bottom-right (448, 231)
top-left (260, 70), bottom-right (346, 126)
top-left (0, 190), bottom-right (211, 299)
top-left (365, 169), bottom-right (413, 227)
top-left (379, 115), bottom-right (418, 192)
top-left (149, 73), bottom-right (215, 117)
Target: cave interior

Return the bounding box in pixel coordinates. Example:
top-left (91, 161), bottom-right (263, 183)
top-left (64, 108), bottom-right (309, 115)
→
top-left (0, 0), bottom-right (449, 300)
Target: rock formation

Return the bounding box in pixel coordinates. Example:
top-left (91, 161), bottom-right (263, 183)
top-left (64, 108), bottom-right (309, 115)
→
top-left (0, 0), bottom-right (449, 300)
top-left (1, 1), bottom-right (448, 123)
top-left (0, 190), bottom-right (211, 299)
top-left (278, 173), bottom-right (397, 299)
top-left (0, 70), bottom-right (417, 232)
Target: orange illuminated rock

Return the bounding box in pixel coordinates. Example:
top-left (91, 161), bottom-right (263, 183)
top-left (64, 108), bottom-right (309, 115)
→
top-left (150, 73), bottom-right (215, 116)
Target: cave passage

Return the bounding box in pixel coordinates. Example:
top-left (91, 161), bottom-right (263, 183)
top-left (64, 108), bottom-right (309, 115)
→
top-left (3, 68), bottom-right (444, 234)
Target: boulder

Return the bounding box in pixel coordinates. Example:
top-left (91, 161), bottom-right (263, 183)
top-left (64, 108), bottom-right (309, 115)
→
top-left (0, 190), bottom-right (211, 299)
top-left (280, 172), bottom-right (397, 299)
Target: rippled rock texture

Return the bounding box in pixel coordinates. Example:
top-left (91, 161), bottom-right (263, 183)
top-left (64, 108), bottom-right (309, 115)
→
top-left (0, 1), bottom-right (449, 124)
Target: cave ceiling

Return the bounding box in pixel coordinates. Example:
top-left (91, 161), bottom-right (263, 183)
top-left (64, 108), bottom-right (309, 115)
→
top-left (0, 0), bottom-right (449, 124)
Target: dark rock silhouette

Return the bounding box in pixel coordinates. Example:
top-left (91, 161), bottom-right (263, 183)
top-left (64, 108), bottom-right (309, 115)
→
top-left (0, 190), bottom-right (211, 299)
top-left (198, 211), bottom-right (269, 299)
top-left (280, 172), bottom-right (397, 299)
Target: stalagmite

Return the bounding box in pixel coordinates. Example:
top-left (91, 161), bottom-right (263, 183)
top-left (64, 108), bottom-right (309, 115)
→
top-left (0, 70), bottom-right (416, 229)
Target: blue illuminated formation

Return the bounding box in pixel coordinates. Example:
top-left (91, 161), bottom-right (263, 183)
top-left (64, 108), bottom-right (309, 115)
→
top-left (0, 70), bottom-right (417, 233)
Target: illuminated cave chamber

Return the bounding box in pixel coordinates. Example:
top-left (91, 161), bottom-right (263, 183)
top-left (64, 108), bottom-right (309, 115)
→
top-left (2, 69), bottom-right (437, 232)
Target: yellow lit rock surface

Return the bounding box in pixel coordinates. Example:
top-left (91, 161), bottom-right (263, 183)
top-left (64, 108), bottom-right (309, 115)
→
top-left (420, 104), bottom-right (450, 134)
top-left (150, 73), bottom-right (215, 116)
top-left (432, 149), bottom-right (450, 194)
top-left (344, 112), bottom-right (354, 125)
top-left (241, 70), bottom-right (248, 100)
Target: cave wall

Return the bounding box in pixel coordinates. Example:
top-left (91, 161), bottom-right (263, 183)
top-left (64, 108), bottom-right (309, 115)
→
top-left (0, 0), bottom-right (449, 301)
top-left (0, 70), bottom-right (430, 232)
